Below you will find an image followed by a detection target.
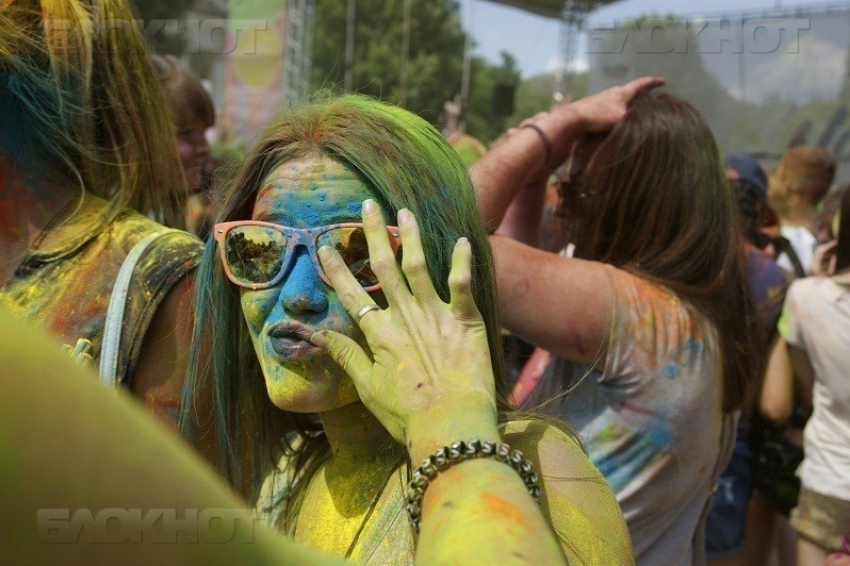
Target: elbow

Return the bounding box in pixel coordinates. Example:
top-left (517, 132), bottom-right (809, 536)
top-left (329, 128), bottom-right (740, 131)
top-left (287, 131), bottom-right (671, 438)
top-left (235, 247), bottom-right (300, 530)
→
top-left (759, 397), bottom-right (793, 426)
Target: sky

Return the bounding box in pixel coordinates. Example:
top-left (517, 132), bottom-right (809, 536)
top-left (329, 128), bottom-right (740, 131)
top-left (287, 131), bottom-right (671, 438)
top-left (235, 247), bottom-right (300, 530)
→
top-left (467, 0), bottom-right (839, 78)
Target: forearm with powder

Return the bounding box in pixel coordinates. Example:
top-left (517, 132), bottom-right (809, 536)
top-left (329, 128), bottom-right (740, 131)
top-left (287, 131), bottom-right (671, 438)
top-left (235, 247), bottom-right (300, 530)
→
top-left (471, 106), bottom-right (583, 231)
top-left (416, 459), bottom-right (565, 565)
top-left (495, 173), bottom-right (549, 248)
top-left (402, 397), bottom-right (564, 564)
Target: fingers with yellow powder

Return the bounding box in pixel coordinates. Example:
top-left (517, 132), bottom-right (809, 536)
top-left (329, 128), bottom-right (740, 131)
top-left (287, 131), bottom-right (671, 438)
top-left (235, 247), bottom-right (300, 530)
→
top-left (448, 237), bottom-right (478, 319)
top-left (313, 203), bottom-right (498, 448)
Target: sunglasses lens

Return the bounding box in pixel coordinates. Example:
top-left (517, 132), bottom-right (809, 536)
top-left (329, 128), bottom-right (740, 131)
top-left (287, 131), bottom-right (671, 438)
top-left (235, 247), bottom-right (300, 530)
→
top-left (317, 227), bottom-right (378, 288)
top-left (223, 226), bottom-right (287, 286)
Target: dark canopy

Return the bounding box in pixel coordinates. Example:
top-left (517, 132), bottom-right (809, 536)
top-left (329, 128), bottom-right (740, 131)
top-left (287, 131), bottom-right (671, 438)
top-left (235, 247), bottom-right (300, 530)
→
top-left (481, 0), bottom-right (621, 19)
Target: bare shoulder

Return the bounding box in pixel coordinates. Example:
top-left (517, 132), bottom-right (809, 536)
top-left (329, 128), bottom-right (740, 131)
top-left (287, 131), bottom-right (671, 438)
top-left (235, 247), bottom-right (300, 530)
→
top-left (503, 419), bottom-right (635, 565)
top-left (132, 274), bottom-right (195, 430)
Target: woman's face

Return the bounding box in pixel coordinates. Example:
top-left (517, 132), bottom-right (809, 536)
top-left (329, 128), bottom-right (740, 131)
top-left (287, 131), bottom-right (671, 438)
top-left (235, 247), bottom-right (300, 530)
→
top-left (176, 120), bottom-right (211, 191)
top-left (240, 155), bottom-right (380, 413)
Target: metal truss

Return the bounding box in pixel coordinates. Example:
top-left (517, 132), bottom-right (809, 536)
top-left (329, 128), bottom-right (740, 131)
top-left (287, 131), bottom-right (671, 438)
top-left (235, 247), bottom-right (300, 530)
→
top-left (283, 0), bottom-right (316, 101)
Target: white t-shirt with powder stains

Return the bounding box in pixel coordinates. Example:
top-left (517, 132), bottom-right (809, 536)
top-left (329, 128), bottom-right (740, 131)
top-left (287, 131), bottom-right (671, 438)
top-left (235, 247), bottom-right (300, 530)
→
top-left (525, 265), bottom-right (733, 565)
top-left (779, 276), bottom-right (850, 501)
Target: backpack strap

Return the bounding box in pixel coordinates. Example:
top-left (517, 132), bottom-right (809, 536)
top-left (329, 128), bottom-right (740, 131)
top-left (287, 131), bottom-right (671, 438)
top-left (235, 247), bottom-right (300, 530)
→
top-left (776, 236), bottom-right (808, 278)
top-left (99, 229), bottom-right (181, 388)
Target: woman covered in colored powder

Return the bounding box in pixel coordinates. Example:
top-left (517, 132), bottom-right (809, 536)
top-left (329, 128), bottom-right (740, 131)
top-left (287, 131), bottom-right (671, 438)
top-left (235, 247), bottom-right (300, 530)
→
top-left (0, 1), bottom-right (202, 429)
top-left (475, 84), bottom-right (759, 564)
top-left (181, 96), bottom-right (633, 563)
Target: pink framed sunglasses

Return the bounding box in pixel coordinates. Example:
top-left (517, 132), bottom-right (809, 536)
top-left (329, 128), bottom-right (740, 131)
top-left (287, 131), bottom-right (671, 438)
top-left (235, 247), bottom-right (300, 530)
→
top-left (213, 221), bottom-right (400, 291)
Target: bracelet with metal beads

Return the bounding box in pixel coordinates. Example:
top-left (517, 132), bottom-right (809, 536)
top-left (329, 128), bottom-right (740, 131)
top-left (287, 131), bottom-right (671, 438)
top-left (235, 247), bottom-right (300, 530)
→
top-left (406, 439), bottom-right (541, 533)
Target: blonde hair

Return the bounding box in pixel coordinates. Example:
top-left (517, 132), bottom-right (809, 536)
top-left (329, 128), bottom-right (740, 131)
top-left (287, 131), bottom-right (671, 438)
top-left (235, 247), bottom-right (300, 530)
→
top-left (0, 0), bottom-right (185, 226)
top-left (769, 146), bottom-right (836, 207)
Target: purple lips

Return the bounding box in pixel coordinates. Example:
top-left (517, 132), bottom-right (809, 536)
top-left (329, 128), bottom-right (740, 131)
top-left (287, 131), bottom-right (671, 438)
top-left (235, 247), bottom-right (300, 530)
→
top-left (268, 323), bottom-right (320, 358)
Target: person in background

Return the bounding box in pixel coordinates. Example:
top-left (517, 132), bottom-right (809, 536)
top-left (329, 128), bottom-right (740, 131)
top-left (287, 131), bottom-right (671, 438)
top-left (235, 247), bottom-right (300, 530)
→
top-left (151, 54), bottom-right (215, 236)
top-left (447, 133), bottom-right (488, 167)
top-left (778, 188), bottom-right (850, 565)
top-left (768, 146), bottom-right (836, 277)
top-left (706, 155), bottom-right (789, 566)
top-left (814, 184), bottom-right (849, 246)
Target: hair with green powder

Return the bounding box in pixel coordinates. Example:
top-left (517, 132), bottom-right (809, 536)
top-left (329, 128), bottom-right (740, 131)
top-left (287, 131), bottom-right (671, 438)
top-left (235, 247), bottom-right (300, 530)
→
top-left (0, 0), bottom-right (185, 226)
top-left (181, 95), bottom-right (512, 495)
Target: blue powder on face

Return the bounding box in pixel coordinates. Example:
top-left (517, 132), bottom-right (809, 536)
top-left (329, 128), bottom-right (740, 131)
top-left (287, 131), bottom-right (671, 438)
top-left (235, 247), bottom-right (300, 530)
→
top-left (281, 249), bottom-right (326, 304)
top-left (347, 201), bottom-right (361, 216)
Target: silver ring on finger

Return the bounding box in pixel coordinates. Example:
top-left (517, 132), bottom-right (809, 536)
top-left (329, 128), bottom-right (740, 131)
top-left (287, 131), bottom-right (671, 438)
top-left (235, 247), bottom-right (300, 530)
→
top-left (355, 304), bottom-right (381, 324)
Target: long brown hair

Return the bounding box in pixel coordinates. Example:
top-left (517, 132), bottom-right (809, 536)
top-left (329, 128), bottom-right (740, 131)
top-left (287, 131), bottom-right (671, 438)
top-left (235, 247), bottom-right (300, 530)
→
top-left (567, 93), bottom-right (758, 412)
top-left (151, 54), bottom-right (215, 132)
top-left (836, 186), bottom-right (850, 273)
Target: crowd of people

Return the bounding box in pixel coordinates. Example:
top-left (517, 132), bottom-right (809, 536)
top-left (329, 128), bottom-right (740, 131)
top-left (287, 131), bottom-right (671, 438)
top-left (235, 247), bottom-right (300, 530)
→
top-left (1, 1), bottom-right (848, 565)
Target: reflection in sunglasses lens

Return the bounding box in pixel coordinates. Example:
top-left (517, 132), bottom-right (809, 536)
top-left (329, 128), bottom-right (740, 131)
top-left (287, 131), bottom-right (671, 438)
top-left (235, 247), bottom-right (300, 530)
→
top-left (318, 227), bottom-right (379, 287)
top-left (225, 226), bottom-right (286, 285)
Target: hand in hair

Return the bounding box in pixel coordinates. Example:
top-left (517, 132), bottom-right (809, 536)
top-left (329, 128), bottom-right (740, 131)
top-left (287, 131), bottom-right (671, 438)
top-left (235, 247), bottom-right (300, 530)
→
top-left (512, 76), bottom-right (665, 170)
top-left (311, 202), bottom-right (498, 463)
top-left (568, 76), bottom-right (665, 135)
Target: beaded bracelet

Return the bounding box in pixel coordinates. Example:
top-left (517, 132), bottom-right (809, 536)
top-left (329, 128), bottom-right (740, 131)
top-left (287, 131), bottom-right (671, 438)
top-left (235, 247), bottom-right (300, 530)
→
top-left (405, 439), bottom-right (542, 533)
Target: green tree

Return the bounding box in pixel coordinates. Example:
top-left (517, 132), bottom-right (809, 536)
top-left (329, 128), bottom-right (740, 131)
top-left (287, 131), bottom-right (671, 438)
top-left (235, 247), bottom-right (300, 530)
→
top-left (464, 51), bottom-right (521, 142)
top-left (311, 0), bottom-right (467, 123)
top-left (505, 71), bottom-right (588, 130)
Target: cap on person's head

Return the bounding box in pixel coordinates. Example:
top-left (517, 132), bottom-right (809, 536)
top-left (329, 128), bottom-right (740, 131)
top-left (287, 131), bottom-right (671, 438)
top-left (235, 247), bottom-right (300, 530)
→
top-left (726, 154), bottom-right (767, 194)
top-left (771, 146), bottom-right (836, 205)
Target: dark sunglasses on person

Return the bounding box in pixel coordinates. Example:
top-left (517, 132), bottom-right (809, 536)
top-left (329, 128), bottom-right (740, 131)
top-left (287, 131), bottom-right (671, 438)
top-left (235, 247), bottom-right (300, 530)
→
top-left (752, 231), bottom-right (794, 254)
top-left (213, 221), bottom-right (400, 291)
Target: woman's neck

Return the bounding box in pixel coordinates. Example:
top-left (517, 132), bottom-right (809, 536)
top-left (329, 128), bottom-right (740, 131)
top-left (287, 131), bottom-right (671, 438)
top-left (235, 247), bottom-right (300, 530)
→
top-left (0, 161), bottom-right (76, 281)
top-left (0, 163), bottom-right (75, 239)
top-left (778, 198), bottom-right (817, 231)
top-left (318, 402), bottom-right (400, 466)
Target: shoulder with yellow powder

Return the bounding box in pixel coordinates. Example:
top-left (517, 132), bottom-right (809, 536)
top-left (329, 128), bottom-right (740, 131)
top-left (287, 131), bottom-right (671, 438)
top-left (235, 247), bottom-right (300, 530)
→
top-left (501, 418), bottom-right (635, 565)
top-left (106, 205), bottom-right (205, 292)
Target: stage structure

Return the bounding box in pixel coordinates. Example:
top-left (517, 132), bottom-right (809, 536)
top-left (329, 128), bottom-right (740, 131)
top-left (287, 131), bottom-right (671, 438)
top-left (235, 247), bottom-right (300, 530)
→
top-left (283, 0), bottom-right (316, 102)
top-left (481, 1), bottom-right (621, 103)
top-left (214, 0), bottom-right (315, 142)
top-left (586, 1), bottom-right (850, 183)
top-left (216, 0), bottom-right (620, 140)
